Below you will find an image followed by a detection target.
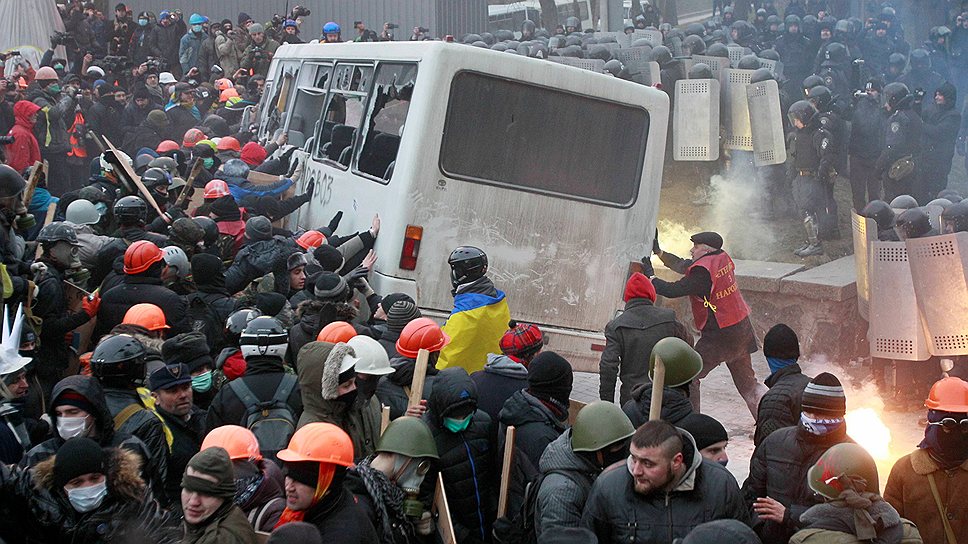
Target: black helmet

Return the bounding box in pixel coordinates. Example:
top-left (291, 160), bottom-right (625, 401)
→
top-left (758, 48), bottom-right (780, 61)
top-left (651, 45), bottom-right (673, 66)
top-left (823, 42), bottom-right (848, 65)
top-left (490, 43), bottom-right (508, 52)
top-left (861, 200), bottom-right (896, 231)
top-left (239, 316), bottom-right (288, 360)
top-left (723, 6), bottom-right (734, 15)
top-left (883, 81), bottom-right (911, 110)
top-left (521, 20), bottom-right (535, 36)
top-left (941, 200), bottom-right (968, 233)
top-left (141, 167), bottom-right (170, 190)
top-left (731, 20), bottom-right (755, 43)
top-left (788, 100), bottom-right (817, 126)
top-left (807, 85), bottom-right (833, 110)
top-left (688, 62), bottom-right (714, 79)
top-left (193, 216), bottom-right (218, 246)
top-left (910, 48), bottom-right (931, 70)
top-left (37, 222), bottom-right (80, 245)
top-left (494, 29), bottom-right (514, 42)
top-left (113, 195), bottom-right (147, 224)
top-left (938, 189), bottom-right (964, 203)
top-left (683, 34), bottom-right (706, 55)
top-left (802, 74), bottom-right (824, 93)
top-left (888, 53), bottom-right (907, 70)
top-left (448, 246), bottom-right (488, 287)
top-left (894, 208), bottom-right (933, 240)
top-left (587, 44), bottom-right (611, 61)
top-left (604, 59), bottom-right (624, 77)
top-left (0, 164), bottom-right (26, 199)
top-left (785, 14), bottom-right (801, 29)
top-left (479, 32), bottom-right (495, 46)
top-left (707, 28), bottom-right (727, 44)
top-left (630, 38), bottom-right (654, 48)
top-left (462, 33), bottom-right (482, 44)
top-left (737, 54), bottom-right (760, 69)
top-left (706, 42), bottom-right (729, 58)
top-left (767, 15), bottom-right (782, 27)
top-left (565, 16), bottom-right (580, 31)
top-left (91, 334), bottom-right (147, 384)
top-left (686, 22), bottom-right (705, 36)
top-left (750, 67), bottom-right (775, 83)
top-left (890, 194), bottom-right (919, 211)
top-left (834, 19), bottom-right (850, 35)
top-left (880, 6), bottom-right (896, 21)
top-left (224, 308), bottom-right (261, 346)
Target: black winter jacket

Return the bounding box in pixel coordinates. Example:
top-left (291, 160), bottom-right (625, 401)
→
top-left (157, 405), bottom-right (205, 506)
top-left (87, 97), bottom-right (125, 146)
top-left (33, 264), bottom-right (92, 384)
top-left (91, 228), bottom-right (169, 289)
top-left (920, 100), bottom-right (961, 176)
top-left (849, 95), bottom-right (887, 160)
top-left (470, 353), bottom-right (529, 421)
top-left (103, 387), bottom-right (172, 504)
top-left (165, 105), bottom-right (199, 142)
top-left (122, 120), bottom-right (167, 157)
top-left (377, 356), bottom-right (440, 420)
top-left (421, 368), bottom-right (496, 544)
top-left (301, 486), bottom-right (379, 543)
top-left (224, 237), bottom-right (294, 294)
top-left (622, 383), bottom-right (695, 428)
top-left (534, 429), bottom-right (600, 538)
top-left (96, 273), bottom-right (190, 339)
top-left (753, 364), bottom-right (812, 447)
top-left (204, 356), bottom-right (302, 438)
top-left (742, 424), bottom-right (855, 543)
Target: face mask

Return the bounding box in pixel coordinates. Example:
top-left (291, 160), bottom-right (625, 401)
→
top-left (192, 24), bottom-right (203, 33)
top-left (336, 388), bottom-right (358, 407)
top-left (67, 481), bottom-right (108, 512)
top-left (800, 413), bottom-right (844, 436)
top-left (138, 19), bottom-right (148, 26)
top-left (47, 84), bottom-right (62, 94)
top-left (191, 371), bottom-right (213, 392)
top-left (57, 416), bottom-right (89, 440)
top-left (355, 376), bottom-right (379, 400)
top-left (602, 447), bottom-right (629, 469)
top-left (202, 158), bottom-right (214, 169)
top-left (443, 414), bottom-right (472, 433)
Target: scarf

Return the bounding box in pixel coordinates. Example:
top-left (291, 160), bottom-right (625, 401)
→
top-left (356, 456), bottom-right (409, 543)
top-left (767, 357), bottom-right (797, 374)
top-left (918, 410), bottom-right (968, 469)
top-left (274, 463), bottom-right (337, 528)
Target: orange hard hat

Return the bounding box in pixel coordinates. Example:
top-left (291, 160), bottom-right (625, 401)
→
top-left (35, 66), bottom-right (58, 81)
top-left (925, 377), bottom-right (968, 412)
top-left (317, 321), bottom-right (357, 343)
top-left (276, 422), bottom-right (354, 467)
top-left (219, 87), bottom-right (240, 102)
top-left (296, 230), bottom-right (326, 250)
top-left (123, 240), bottom-right (164, 274)
top-left (217, 136), bottom-right (241, 152)
top-left (203, 179), bottom-right (230, 199)
top-left (182, 128), bottom-right (207, 148)
top-left (122, 303), bottom-right (170, 331)
top-left (214, 78), bottom-right (234, 91)
top-left (156, 140), bottom-right (180, 153)
top-left (396, 317), bottom-right (450, 358)
top-left (201, 425), bottom-right (262, 461)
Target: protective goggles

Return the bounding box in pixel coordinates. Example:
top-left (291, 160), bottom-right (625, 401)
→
top-left (928, 418), bottom-right (968, 433)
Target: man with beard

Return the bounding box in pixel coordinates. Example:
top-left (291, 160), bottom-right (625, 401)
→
top-left (581, 420), bottom-right (748, 542)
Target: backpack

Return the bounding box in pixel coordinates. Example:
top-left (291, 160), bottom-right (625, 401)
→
top-left (228, 374), bottom-right (298, 461)
top-left (186, 293), bottom-right (226, 352)
top-left (492, 469), bottom-right (573, 544)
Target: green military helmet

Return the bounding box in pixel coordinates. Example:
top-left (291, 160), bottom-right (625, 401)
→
top-left (572, 401), bottom-right (635, 452)
top-left (808, 443), bottom-right (879, 500)
top-left (649, 337), bottom-right (703, 387)
top-left (377, 416), bottom-right (440, 460)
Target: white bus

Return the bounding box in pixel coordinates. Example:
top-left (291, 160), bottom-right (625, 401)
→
top-left (258, 41), bottom-right (667, 370)
top-left (486, 0), bottom-right (595, 34)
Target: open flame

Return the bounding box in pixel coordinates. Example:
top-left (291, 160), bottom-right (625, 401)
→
top-left (846, 408), bottom-right (893, 461)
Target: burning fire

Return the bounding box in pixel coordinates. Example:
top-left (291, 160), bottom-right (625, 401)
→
top-left (846, 408), bottom-right (893, 461)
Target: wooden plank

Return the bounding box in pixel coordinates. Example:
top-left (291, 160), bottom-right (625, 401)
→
top-left (380, 404), bottom-right (390, 435)
top-left (649, 355), bottom-right (666, 421)
top-left (21, 161), bottom-right (44, 206)
top-left (103, 136), bottom-right (169, 224)
top-left (174, 158), bottom-right (204, 210)
top-left (33, 201), bottom-right (57, 259)
top-left (408, 348), bottom-right (430, 408)
top-left (254, 530), bottom-right (270, 544)
top-left (497, 425), bottom-right (516, 519)
top-left (433, 475), bottom-right (457, 544)
top-left (567, 399), bottom-right (587, 426)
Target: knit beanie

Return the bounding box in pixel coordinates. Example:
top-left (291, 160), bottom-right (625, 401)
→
top-left (146, 109), bottom-right (170, 128)
top-left (210, 195), bottom-right (240, 221)
top-left (245, 215), bottom-right (273, 241)
top-left (170, 217), bottom-right (204, 244)
top-left (238, 12), bottom-right (253, 26)
top-left (190, 253), bottom-right (224, 285)
top-left (256, 292), bottom-right (288, 318)
top-left (763, 324), bottom-right (800, 360)
top-left (54, 438), bottom-right (106, 487)
top-left (624, 272), bottom-right (657, 303)
top-left (52, 389), bottom-right (97, 417)
top-left (314, 272), bottom-right (348, 301)
top-left (386, 299), bottom-right (421, 334)
top-left (266, 522), bottom-right (323, 544)
top-left (678, 413), bottom-right (728, 451)
top-left (248, 22), bottom-right (265, 35)
top-left (241, 142), bottom-right (268, 167)
top-left (500, 321), bottom-right (543, 361)
top-left (162, 332), bottom-right (213, 372)
top-left (313, 244), bottom-right (344, 272)
top-left (682, 520), bottom-right (760, 544)
top-left (801, 372), bottom-right (847, 417)
top-left (527, 351), bottom-right (573, 407)
top-left (284, 460), bottom-right (320, 488)
top-left (380, 293), bottom-right (412, 315)
top-left (182, 447), bottom-right (236, 499)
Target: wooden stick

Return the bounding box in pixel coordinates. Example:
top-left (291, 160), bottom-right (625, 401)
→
top-left (380, 405), bottom-right (390, 435)
top-left (649, 354), bottom-right (666, 421)
top-left (103, 136), bottom-right (170, 223)
top-left (433, 475), bottom-right (457, 544)
top-left (408, 348), bottom-right (430, 408)
top-left (21, 161), bottom-right (43, 207)
top-left (174, 158), bottom-right (204, 210)
top-left (33, 201), bottom-right (57, 260)
top-left (497, 425), bottom-right (516, 519)
top-left (567, 399), bottom-right (587, 426)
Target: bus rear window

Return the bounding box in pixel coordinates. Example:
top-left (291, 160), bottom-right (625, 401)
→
top-left (440, 71), bottom-right (649, 207)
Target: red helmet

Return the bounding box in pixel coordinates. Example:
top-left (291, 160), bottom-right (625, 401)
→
top-left (296, 230), bottom-right (326, 250)
top-left (182, 128), bottom-right (207, 148)
top-left (156, 140), bottom-right (180, 153)
top-left (123, 240), bottom-right (164, 274)
top-left (396, 317), bottom-right (450, 358)
top-left (217, 136), bottom-right (241, 152)
top-left (203, 179), bottom-right (230, 199)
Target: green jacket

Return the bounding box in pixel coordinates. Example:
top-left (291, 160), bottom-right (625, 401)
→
top-left (183, 504), bottom-right (258, 544)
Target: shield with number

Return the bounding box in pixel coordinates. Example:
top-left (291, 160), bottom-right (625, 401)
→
top-left (722, 68), bottom-right (754, 151)
top-left (674, 78), bottom-right (720, 161)
top-left (851, 212), bottom-right (877, 320)
top-left (868, 241), bottom-right (931, 361)
top-left (746, 79), bottom-right (786, 165)
top-left (905, 233), bottom-right (968, 356)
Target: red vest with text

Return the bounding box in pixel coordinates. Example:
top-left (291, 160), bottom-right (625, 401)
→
top-left (686, 251), bottom-right (750, 331)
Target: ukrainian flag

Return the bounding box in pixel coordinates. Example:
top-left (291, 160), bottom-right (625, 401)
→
top-left (437, 290), bottom-right (511, 374)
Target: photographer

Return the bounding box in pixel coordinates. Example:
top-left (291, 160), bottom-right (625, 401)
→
top-left (409, 27), bottom-right (429, 41)
top-left (109, 3), bottom-right (134, 57)
top-left (147, 10), bottom-right (182, 78)
top-left (241, 24), bottom-right (279, 78)
top-left (353, 21), bottom-right (379, 42)
top-left (215, 21), bottom-right (245, 80)
top-left (26, 67), bottom-right (77, 195)
top-left (380, 23), bottom-right (397, 41)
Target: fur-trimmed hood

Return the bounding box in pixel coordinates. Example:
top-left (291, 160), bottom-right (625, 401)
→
top-left (33, 447), bottom-right (145, 503)
top-left (321, 342), bottom-right (354, 400)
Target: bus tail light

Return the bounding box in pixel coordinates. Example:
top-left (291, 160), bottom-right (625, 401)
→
top-left (400, 225), bottom-right (423, 270)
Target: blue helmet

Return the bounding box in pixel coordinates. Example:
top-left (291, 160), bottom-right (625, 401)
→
top-left (188, 13), bottom-right (208, 25)
top-left (284, 19), bottom-right (298, 28)
top-left (323, 21), bottom-right (340, 34)
top-left (159, 10), bottom-right (170, 20)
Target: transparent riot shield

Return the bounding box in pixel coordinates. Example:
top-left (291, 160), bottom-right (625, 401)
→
top-left (674, 78), bottom-right (721, 161)
top-left (905, 233), bottom-right (968, 356)
top-left (868, 241), bottom-right (931, 361)
top-left (722, 68), bottom-right (754, 151)
top-left (746, 79), bottom-right (787, 165)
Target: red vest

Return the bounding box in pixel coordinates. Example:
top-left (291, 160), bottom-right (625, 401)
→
top-left (687, 251), bottom-right (750, 331)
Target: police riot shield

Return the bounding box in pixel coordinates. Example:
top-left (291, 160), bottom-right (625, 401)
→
top-left (746, 79), bottom-right (787, 165)
top-left (727, 45), bottom-right (752, 67)
top-left (631, 61), bottom-right (662, 85)
top-left (548, 56), bottom-right (607, 73)
top-left (615, 46), bottom-right (654, 75)
top-left (868, 241), bottom-right (931, 361)
top-left (851, 212), bottom-right (877, 321)
top-left (632, 29), bottom-right (663, 47)
top-left (690, 54), bottom-right (731, 84)
top-left (673, 78), bottom-right (721, 161)
top-left (924, 204), bottom-right (944, 232)
top-left (594, 31), bottom-right (630, 48)
top-left (722, 68), bottom-right (754, 151)
top-left (905, 233), bottom-right (968, 356)
top-left (757, 58), bottom-right (784, 78)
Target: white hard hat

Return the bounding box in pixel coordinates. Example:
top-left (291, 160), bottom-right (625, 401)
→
top-left (159, 72), bottom-right (177, 84)
top-left (66, 199), bottom-right (100, 225)
top-left (344, 336), bottom-right (393, 376)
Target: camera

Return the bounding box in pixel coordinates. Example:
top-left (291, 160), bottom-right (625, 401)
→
top-left (271, 14), bottom-right (285, 26)
top-left (418, 27), bottom-right (429, 33)
top-left (97, 55), bottom-right (133, 74)
top-left (386, 23), bottom-right (398, 29)
top-left (50, 31), bottom-right (76, 47)
top-left (145, 56), bottom-right (168, 71)
top-left (290, 5), bottom-right (311, 18)
top-left (0, 136), bottom-right (15, 145)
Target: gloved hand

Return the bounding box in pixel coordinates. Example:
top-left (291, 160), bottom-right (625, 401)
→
top-left (652, 228), bottom-right (661, 255)
top-left (328, 211), bottom-right (343, 232)
top-left (82, 293), bottom-right (101, 317)
top-left (345, 266), bottom-right (369, 290)
top-left (30, 262), bottom-right (48, 279)
top-left (305, 179), bottom-right (315, 197)
top-left (415, 511), bottom-right (434, 536)
top-left (641, 257), bottom-right (655, 278)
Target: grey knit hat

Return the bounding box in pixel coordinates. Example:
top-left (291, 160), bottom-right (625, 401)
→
top-left (245, 216), bottom-right (273, 241)
top-left (386, 299), bottom-right (421, 334)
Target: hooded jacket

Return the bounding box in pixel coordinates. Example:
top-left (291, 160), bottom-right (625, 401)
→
top-left (581, 429), bottom-right (749, 543)
top-left (377, 354), bottom-right (440, 420)
top-left (622, 383), bottom-right (695, 428)
top-left (792, 493), bottom-right (907, 544)
top-left (753, 363), bottom-right (812, 447)
top-left (27, 84), bottom-right (76, 153)
top-left (470, 353), bottom-right (529, 421)
top-left (919, 85), bottom-right (962, 177)
top-left (534, 429), bottom-right (601, 538)
top-left (296, 341), bottom-right (381, 461)
top-left (6, 100), bottom-right (41, 173)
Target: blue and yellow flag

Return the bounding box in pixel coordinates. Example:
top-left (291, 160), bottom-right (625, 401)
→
top-left (438, 290), bottom-right (511, 374)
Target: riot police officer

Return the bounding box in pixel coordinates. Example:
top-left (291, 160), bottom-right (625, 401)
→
top-left (876, 83), bottom-right (922, 201)
top-left (898, 48), bottom-right (945, 98)
top-left (807, 86), bottom-right (846, 240)
top-left (775, 15), bottom-right (813, 97)
top-left (788, 100), bottom-right (834, 256)
top-left (941, 200), bottom-right (968, 233)
top-left (849, 78), bottom-right (888, 211)
top-left (861, 200), bottom-right (901, 241)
